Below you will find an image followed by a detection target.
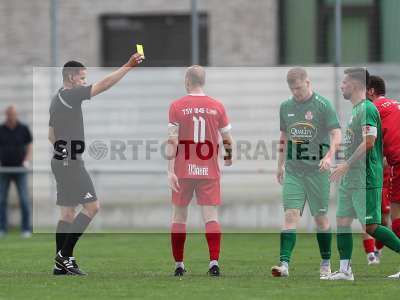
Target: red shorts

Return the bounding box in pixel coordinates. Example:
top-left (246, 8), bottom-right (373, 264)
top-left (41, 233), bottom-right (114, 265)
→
top-left (172, 178), bottom-right (221, 207)
top-left (381, 166), bottom-right (392, 214)
top-left (391, 165), bottom-right (400, 204)
top-left (381, 186), bottom-right (391, 214)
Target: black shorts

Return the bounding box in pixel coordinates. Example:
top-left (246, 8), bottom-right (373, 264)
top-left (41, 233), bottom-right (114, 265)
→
top-left (51, 158), bottom-right (97, 207)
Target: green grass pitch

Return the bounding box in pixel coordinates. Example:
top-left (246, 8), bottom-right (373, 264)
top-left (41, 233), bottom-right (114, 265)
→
top-left (0, 233), bottom-right (398, 299)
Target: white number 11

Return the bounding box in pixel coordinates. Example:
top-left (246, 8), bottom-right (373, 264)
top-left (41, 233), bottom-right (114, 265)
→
top-left (193, 116), bottom-right (206, 143)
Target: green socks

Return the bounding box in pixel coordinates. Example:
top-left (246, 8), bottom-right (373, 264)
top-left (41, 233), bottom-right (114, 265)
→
top-left (370, 225), bottom-right (400, 252)
top-left (336, 225), bottom-right (400, 261)
top-left (280, 229), bottom-right (296, 263)
top-left (317, 228), bottom-right (332, 260)
top-left (337, 226), bottom-right (353, 260)
top-left (279, 228), bottom-right (332, 263)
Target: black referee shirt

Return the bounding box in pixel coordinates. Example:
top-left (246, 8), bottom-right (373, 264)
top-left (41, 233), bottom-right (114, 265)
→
top-left (0, 122), bottom-right (32, 166)
top-left (49, 85), bottom-right (92, 155)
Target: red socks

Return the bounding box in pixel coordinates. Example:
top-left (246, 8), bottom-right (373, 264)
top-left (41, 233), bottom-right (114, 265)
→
top-left (363, 239), bottom-right (375, 254)
top-left (171, 223), bottom-right (186, 262)
top-left (171, 221), bottom-right (221, 263)
top-left (392, 218), bottom-right (400, 238)
top-left (205, 221), bottom-right (221, 261)
top-left (375, 240), bottom-right (384, 250)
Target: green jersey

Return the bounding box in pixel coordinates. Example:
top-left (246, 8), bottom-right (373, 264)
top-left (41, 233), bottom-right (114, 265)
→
top-left (280, 92), bottom-right (340, 174)
top-left (341, 99), bottom-right (383, 189)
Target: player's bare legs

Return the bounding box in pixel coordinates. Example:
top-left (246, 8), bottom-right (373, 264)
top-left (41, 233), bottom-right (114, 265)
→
top-left (314, 214), bottom-right (332, 278)
top-left (60, 206), bottom-right (76, 223)
top-left (81, 200), bottom-right (100, 219)
top-left (201, 205), bottom-right (221, 276)
top-left (172, 205), bottom-right (189, 223)
top-left (314, 215), bottom-right (329, 231)
top-left (283, 209), bottom-right (300, 230)
top-left (272, 209), bottom-right (300, 277)
top-left (171, 205), bottom-right (188, 276)
top-left (201, 205), bottom-right (218, 223)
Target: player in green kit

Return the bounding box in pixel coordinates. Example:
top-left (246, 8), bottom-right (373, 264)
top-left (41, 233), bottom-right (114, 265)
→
top-left (329, 68), bottom-right (400, 280)
top-left (271, 68), bottom-right (342, 279)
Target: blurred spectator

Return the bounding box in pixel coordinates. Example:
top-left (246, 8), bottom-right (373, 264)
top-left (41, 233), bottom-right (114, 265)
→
top-left (0, 105), bottom-right (32, 238)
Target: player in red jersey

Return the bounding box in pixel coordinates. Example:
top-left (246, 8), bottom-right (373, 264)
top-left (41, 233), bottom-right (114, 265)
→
top-left (166, 65), bottom-right (233, 277)
top-left (362, 75), bottom-right (400, 267)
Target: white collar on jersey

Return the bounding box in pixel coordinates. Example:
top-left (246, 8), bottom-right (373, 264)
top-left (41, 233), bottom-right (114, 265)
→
top-left (188, 93), bottom-right (206, 96)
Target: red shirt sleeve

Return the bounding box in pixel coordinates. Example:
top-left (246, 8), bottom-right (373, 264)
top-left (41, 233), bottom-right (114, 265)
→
top-left (169, 102), bottom-right (179, 125)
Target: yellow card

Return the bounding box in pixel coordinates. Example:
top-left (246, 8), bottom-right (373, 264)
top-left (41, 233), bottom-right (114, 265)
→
top-left (136, 44), bottom-right (144, 56)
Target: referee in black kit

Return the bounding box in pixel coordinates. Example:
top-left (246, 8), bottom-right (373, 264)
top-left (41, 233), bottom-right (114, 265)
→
top-left (49, 52), bottom-right (144, 275)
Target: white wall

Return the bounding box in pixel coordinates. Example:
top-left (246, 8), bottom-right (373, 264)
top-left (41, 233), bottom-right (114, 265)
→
top-left (2, 65), bottom-right (400, 231)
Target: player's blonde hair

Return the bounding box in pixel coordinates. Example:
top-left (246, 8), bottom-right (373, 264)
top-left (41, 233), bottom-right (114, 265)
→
top-left (186, 65), bottom-right (206, 87)
top-left (286, 67), bottom-right (308, 85)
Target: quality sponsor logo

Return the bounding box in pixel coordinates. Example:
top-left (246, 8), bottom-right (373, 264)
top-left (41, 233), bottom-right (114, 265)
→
top-left (288, 122), bottom-right (318, 144)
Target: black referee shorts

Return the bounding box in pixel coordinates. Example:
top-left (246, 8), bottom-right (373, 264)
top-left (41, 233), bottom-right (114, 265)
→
top-left (51, 158), bottom-right (97, 207)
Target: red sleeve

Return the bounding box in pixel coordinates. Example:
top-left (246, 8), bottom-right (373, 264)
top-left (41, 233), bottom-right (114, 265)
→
top-left (169, 102), bottom-right (179, 125)
top-left (374, 100), bottom-right (386, 118)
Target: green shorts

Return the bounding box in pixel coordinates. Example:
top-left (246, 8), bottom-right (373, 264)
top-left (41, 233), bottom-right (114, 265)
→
top-left (336, 184), bottom-right (382, 225)
top-left (282, 170), bottom-right (330, 216)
